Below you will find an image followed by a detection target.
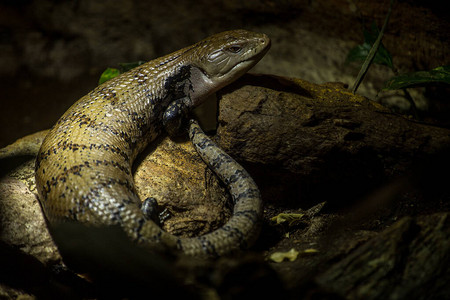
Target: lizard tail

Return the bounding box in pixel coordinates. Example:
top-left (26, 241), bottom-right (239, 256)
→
top-left (172, 120), bottom-right (263, 257)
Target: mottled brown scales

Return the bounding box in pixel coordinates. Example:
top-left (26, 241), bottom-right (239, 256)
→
top-left (35, 30), bottom-right (270, 256)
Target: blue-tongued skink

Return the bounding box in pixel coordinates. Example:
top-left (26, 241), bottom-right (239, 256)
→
top-left (35, 30), bottom-right (270, 257)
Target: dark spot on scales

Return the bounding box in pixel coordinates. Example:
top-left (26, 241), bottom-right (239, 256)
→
top-left (163, 65), bottom-right (193, 101)
top-left (198, 236), bottom-right (218, 257)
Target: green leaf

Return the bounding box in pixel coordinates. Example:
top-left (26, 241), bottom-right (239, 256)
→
top-left (346, 23), bottom-right (394, 69)
top-left (384, 65), bottom-right (450, 90)
top-left (98, 61), bottom-right (146, 85)
top-left (98, 68), bottom-right (121, 85)
top-left (118, 61), bottom-right (146, 73)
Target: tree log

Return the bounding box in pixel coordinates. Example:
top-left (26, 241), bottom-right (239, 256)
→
top-left (216, 74), bottom-right (450, 207)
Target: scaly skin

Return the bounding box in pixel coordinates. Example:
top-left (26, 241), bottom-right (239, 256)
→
top-left (35, 30), bottom-right (270, 257)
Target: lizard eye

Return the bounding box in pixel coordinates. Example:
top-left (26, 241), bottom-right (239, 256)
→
top-left (226, 45), bottom-right (242, 53)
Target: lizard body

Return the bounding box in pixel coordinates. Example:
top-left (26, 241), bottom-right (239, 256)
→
top-left (35, 30), bottom-right (269, 256)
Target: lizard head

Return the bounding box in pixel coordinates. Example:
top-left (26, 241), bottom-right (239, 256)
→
top-left (188, 30), bottom-right (271, 104)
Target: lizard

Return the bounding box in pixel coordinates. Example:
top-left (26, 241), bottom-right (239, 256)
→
top-left (35, 29), bottom-right (270, 257)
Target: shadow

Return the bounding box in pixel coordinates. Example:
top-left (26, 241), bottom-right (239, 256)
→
top-left (222, 73), bottom-right (314, 98)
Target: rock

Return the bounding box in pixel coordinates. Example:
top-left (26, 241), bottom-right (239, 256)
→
top-left (134, 135), bottom-right (230, 237)
top-left (0, 162), bottom-right (60, 265)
